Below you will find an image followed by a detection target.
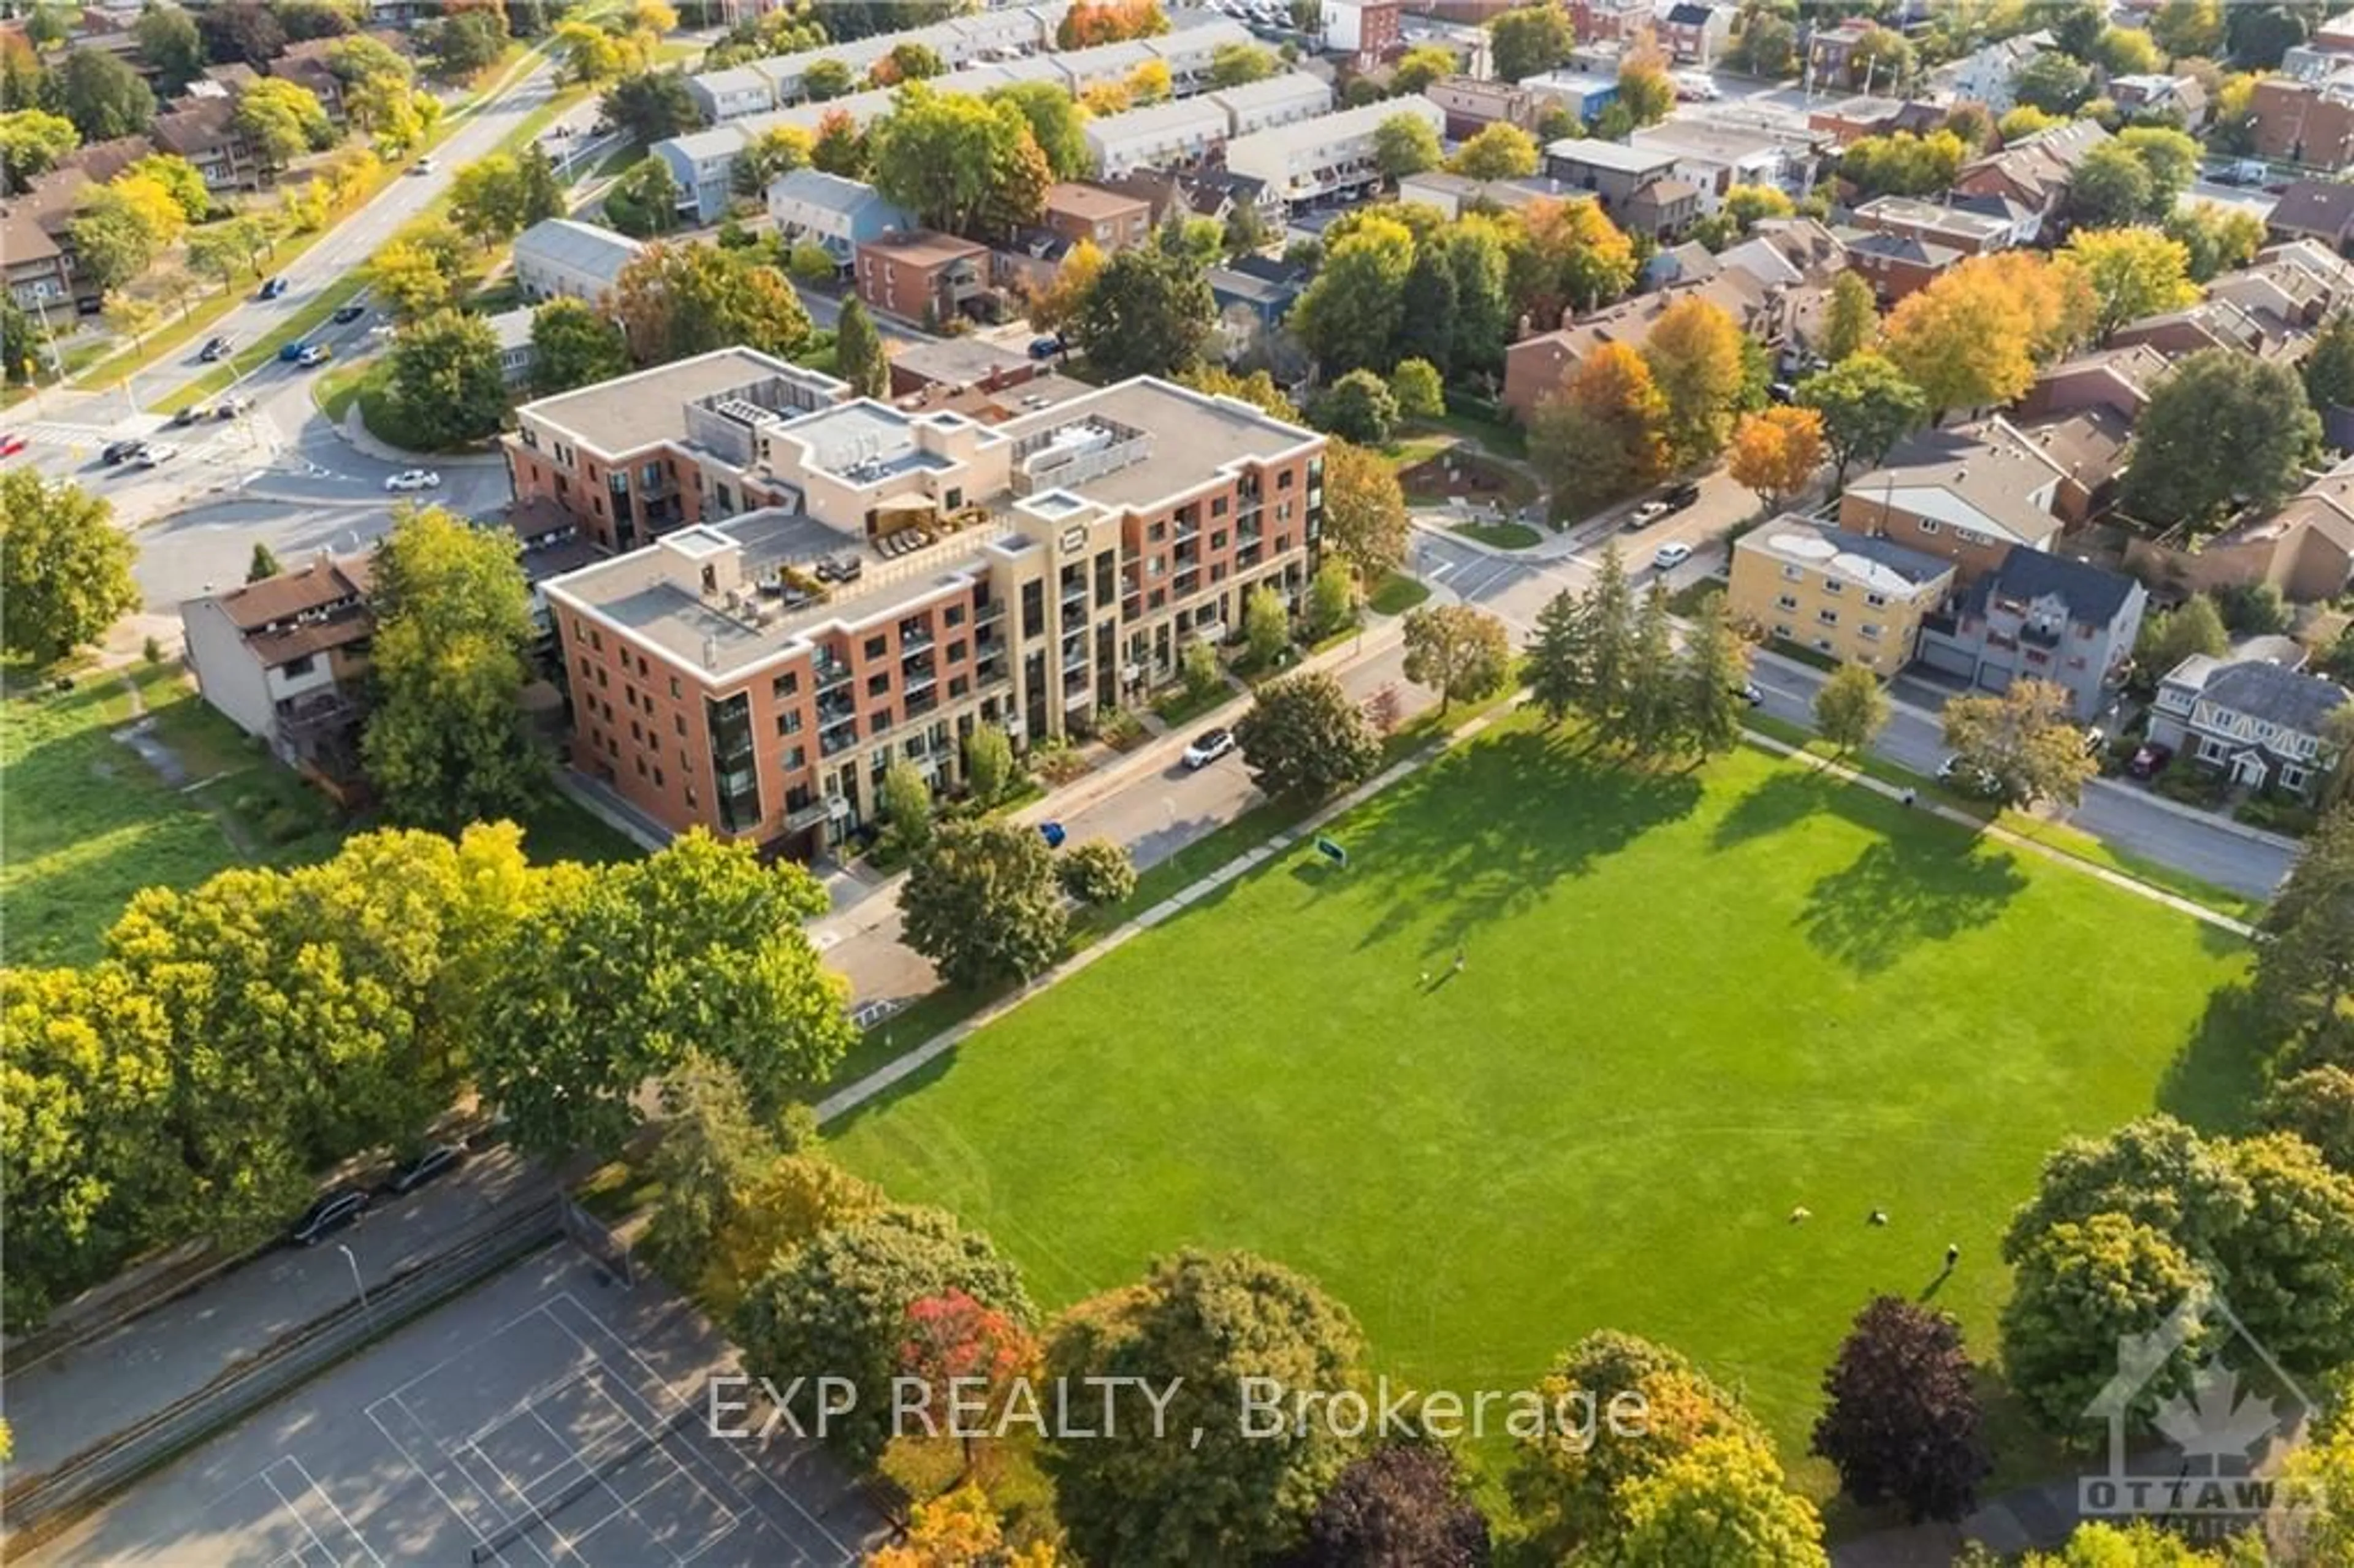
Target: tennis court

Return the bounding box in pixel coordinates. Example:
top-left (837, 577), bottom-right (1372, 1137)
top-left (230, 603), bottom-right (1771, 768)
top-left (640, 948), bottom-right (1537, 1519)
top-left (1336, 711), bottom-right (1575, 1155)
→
top-left (27, 1246), bottom-right (880, 1567)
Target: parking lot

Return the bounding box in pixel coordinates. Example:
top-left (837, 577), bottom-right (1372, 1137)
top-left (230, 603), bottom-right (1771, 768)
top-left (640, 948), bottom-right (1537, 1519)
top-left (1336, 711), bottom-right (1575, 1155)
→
top-left (26, 1247), bottom-right (882, 1568)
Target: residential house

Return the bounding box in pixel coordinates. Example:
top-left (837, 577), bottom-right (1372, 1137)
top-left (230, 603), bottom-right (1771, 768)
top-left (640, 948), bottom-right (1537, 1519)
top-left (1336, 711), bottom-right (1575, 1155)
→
top-left (2250, 73), bottom-right (2354, 169)
top-left (1207, 253), bottom-right (1309, 329)
top-left (1717, 216), bottom-right (1849, 289)
top-left (1, 208), bottom-right (68, 308)
top-left (1140, 18), bottom-right (1257, 93)
top-left (2109, 295), bottom-right (2302, 363)
top-left (886, 335), bottom-right (1045, 399)
top-left (2121, 453), bottom-right (2354, 603)
top-left (512, 218), bottom-right (645, 306)
top-left (1925, 31), bottom-right (2050, 115)
top-left (1629, 118), bottom-right (1813, 207)
top-left (1915, 546), bottom-right (2146, 719)
top-left (151, 93), bottom-right (257, 191)
top-left (528, 363), bottom-right (1326, 855)
top-left (855, 229), bottom-right (991, 325)
top-left (486, 305), bottom-right (536, 388)
top-left (766, 169), bottom-right (913, 273)
top-left (269, 36), bottom-right (369, 123)
top-left (1807, 19), bottom-right (1885, 92)
top-left (1083, 97), bottom-right (1230, 178)
top-left (1041, 181), bottom-right (1152, 253)
top-left (1850, 194), bottom-right (2011, 256)
top-left (1839, 419), bottom-right (2069, 585)
top-left (1520, 69), bottom-right (1620, 127)
top-left (1952, 119), bottom-right (2109, 241)
top-left (1655, 2), bottom-right (1732, 65)
top-left (1566, 0), bottom-right (1650, 44)
top-left (2016, 343), bottom-right (2171, 421)
top-left (652, 126), bottom-right (750, 226)
top-left (1321, 0), bottom-right (1400, 68)
top-left (1205, 72), bottom-right (1333, 137)
top-left (1224, 97), bottom-right (1447, 210)
top-left (688, 65), bottom-right (777, 124)
top-left (0, 139), bottom-right (151, 307)
top-left (1841, 230), bottom-right (1966, 303)
top-left (1540, 137), bottom-right (1701, 235)
top-left (1727, 516), bottom-right (1954, 673)
top-left (179, 554), bottom-right (376, 783)
top-left (1428, 75), bottom-right (1546, 139)
top-left (2108, 73), bottom-right (2209, 130)
top-left (2266, 178), bottom-right (2354, 254)
top-left (2147, 652), bottom-right (2349, 797)
top-left (2013, 404), bottom-right (2135, 522)
top-left (1501, 268), bottom-right (1778, 421)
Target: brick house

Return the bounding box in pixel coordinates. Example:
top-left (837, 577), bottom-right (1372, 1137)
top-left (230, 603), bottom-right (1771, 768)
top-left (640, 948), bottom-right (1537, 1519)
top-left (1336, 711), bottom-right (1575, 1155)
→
top-left (1838, 419), bottom-right (2069, 587)
top-left (855, 230), bottom-right (991, 326)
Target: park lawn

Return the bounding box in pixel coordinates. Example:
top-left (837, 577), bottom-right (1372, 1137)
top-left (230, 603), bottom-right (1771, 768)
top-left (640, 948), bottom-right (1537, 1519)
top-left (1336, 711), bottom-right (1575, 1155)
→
top-left (2, 662), bottom-right (642, 965)
top-left (831, 715), bottom-right (2263, 1505)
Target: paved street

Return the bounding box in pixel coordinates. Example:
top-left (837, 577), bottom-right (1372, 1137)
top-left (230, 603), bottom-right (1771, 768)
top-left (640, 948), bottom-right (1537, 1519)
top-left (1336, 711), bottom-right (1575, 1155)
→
top-left (4, 1147), bottom-right (550, 1484)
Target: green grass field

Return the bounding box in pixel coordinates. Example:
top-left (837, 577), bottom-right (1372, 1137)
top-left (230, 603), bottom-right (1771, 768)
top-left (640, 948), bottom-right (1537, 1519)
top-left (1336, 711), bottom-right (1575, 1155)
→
top-left (2, 664), bottom-right (641, 965)
top-left (832, 717), bottom-right (2264, 1503)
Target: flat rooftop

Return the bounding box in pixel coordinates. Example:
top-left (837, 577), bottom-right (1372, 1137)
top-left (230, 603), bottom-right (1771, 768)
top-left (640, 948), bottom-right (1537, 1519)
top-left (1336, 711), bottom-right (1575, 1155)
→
top-left (520, 348), bottom-right (827, 457)
top-left (774, 402), bottom-right (960, 482)
top-left (996, 378), bottom-right (1317, 508)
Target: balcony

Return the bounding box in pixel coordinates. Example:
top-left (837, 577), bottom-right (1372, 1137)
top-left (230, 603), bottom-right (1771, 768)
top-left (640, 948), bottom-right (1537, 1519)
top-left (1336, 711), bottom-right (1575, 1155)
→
top-left (813, 655), bottom-right (853, 691)
top-left (973, 599), bottom-right (1005, 626)
top-left (784, 796), bottom-right (833, 832)
top-left (1063, 664), bottom-right (1092, 695)
top-left (2019, 622), bottom-right (2065, 650)
top-left (899, 625), bottom-right (936, 653)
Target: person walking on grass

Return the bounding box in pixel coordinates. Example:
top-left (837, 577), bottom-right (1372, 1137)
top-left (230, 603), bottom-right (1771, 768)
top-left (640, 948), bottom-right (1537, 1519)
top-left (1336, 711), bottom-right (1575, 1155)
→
top-left (1453, 947), bottom-right (1466, 976)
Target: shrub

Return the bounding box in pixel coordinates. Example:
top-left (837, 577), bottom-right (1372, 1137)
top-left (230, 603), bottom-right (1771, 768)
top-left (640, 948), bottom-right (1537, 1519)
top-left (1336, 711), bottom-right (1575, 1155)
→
top-left (1057, 838), bottom-right (1137, 905)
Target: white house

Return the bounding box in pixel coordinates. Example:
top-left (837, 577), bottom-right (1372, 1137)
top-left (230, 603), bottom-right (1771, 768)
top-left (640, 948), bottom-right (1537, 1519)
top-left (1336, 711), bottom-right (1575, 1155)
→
top-left (1224, 96), bottom-right (1447, 209)
top-left (1083, 97), bottom-right (1232, 178)
top-left (1927, 31), bottom-right (2052, 115)
top-left (688, 65), bottom-right (779, 124)
top-left (512, 218), bottom-right (646, 305)
top-left (1206, 72), bottom-right (1333, 137)
top-left (2147, 651), bottom-right (2350, 799)
top-left (652, 126), bottom-right (750, 225)
top-left (1140, 17), bottom-right (1255, 91)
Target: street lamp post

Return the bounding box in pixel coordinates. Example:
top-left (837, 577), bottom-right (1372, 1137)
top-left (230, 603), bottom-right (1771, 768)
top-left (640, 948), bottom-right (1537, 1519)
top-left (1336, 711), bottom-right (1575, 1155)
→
top-left (335, 1243), bottom-right (375, 1326)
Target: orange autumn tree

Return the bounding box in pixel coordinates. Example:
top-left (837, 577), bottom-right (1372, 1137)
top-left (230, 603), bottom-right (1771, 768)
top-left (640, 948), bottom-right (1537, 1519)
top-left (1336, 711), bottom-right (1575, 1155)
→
top-left (1056, 0), bottom-right (1168, 47)
top-left (1728, 406), bottom-right (1827, 509)
top-left (1529, 341), bottom-right (1669, 518)
top-left (869, 1485), bottom-right (1057, 1568)
top-left (895, 1288), bottom-right (1040, 1483)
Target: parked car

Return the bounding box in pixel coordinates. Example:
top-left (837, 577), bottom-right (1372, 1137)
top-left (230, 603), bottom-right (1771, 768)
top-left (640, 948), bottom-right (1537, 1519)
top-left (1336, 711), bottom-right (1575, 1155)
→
top-left (2129, 742), bottom-right (2174, 778)
top-left (198, 335), bottom-right (231, 362)
top-left (102, 438), bottom-right (145, 464)
top-left (1039, 820), bottom-right (1067, 849)
top-left (386, 1143), bottom-right (466, 1197)
top-left (1735, 680), bottom-right (1764, 707)
top-left (330, 303), bottom-right (367, 325)
top-left (1674, 71), bottom-right (1721, 101)
top-left (1184, 726), bottom-right (1236, 769)
top-left (1623, 498), bottom-right (1672, 531)
top-left (2082, 726), bottom-right (2106, 756)
top-left (411, 154), bottom-right (436, 175)
top-left (384, 468), bottom-right (441, 492)
top-left (133, 442), bottom-right (177, 468)
top-left (258, 275), bottom-right (289, 300)
top-left (1028, 335), bottom-right (1064, 360)
top-left (1661, 481), bottom-right (1701, 511)
top-left (296, 343), bottom-right (332, 368)
top-left (1651, 542), bottom-right (1693, 570)
top-left (288, 1187), bottom-right (370, 1246)
top-left (1938, 753), bottom-right (2001, 796)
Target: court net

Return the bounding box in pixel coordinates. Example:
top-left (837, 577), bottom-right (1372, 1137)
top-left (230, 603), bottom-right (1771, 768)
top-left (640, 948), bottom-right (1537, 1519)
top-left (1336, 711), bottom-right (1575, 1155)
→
top-left (468, 1400), bottom-right (697, 1563)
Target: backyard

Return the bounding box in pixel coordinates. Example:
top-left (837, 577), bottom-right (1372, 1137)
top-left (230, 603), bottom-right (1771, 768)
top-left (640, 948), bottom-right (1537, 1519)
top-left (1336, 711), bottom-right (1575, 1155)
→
top-left (1, 661), bottom-right (640, 966)
top-left (830, 715), bottom-right (2263, 1507)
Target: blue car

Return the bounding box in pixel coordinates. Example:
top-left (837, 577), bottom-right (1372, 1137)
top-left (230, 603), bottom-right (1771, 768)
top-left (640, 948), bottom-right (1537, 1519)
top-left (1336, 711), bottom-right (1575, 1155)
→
top-left (278, 340), bottom-right (311, 363)
top-left (1040, 821), bottom-right (1067, 849)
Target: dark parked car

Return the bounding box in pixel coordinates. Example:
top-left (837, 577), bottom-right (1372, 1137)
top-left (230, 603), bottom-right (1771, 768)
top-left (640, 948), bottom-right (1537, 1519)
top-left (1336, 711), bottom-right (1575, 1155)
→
top-left (288, 1187), bottom-right (370, 1246)
top-left (1661, 481), bottom-right (1701, 511)
top-left (2129, 742), bottom-right (2174, 779)
top-left (386, 1143), bottom-right (466, 1196)
top-left (1028, 335), bottom-right (1064, 360)
top-left (102, 438), bottom-right (145, 464)
top-left (258, 275), bottom-right (289, 300)
top-left (198, 335), bottom-right (231, 362)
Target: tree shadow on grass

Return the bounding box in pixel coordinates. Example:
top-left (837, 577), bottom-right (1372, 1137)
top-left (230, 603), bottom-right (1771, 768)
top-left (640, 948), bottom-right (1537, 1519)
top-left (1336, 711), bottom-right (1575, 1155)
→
top-left (1711, 766), bottom-right (1842, 852)
top-left (1322, 728), bottom-right (1705, 959)
top-left (2157, 983), bottom-right (2271, 1136)
top-left (1799, 836), bottom-right (2029, 976)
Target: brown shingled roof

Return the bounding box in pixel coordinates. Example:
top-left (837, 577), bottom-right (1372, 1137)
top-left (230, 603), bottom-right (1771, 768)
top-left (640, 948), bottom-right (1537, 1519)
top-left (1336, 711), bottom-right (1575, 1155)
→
top-left (214, 555), bottom-right (373, 632)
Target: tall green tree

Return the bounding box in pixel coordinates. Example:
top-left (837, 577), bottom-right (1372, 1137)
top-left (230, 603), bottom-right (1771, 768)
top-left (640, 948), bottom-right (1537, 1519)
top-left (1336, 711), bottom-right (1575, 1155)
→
top-left (1045, 1249), bottom-right (1366, 1566)
top-left (641, 1051), bottom-right (777, 1282)
top-left (832, 294), bottom-right (887, 398)
top-left (1371, 110), bottom-right (1442, 177)
top-left (868, 85), bottom-right (1031, 236)
top-left (1244, 581), bottom-right (1290, 667)
top-left (0, 108), bottom-right (78, 185)
top-left (476, 832), bottom-right (851, 1159)
top-left (1235, 669), bottom-right (1381, 801)
top-left (1794, 352), bottom-right (1926, 487)
top-left (0, 470), bottom-right (139, 665)
top-left (1527, 587), bottom-right (1585, 727)
top-left (54, 48), bottom-right (155, 141)
top-left (612, 241), bottom-right (813, 364)
top-left (1068, 243), bottom-right (1211, 379)
top-left (601, 67), bottom-right (701, 143)
top-left (2001, 1212), bottom-right (2211, 1437)
top-left (2120, 348), bottom-right (2319, 525)
top-left (1615, 1436), bottom-right (1829, 1567)
top-left (1618, 580), bottom-right (1681, 755)
top-left (1577, 542), bottom-right (1637, 732)
top-left (963, 724), bottom-right (1015, 805)
top-left (528, 295), bottom-right (630, 395)
top-left (2306, 310), bottom-right (2354, 417)
top-left (987, 79), bottom-right (1089, 179)
top-left (2264, 1067), bottom-right (2354, 1174)
top-left (878, 758), bottom-right (934, 856)
top-left (246, 541), bottom-right (282, 582)
top-left (1677, 590), bottom-right (1749, 757)
top-left (132, 4), bottom-right (207, 94)
top-left (2255, 803), bottom-right (2354, 1046)
top-left (1401, 604), bottom-right (1511, 715)
top-left (1319, 441), bottom-right (1408, 585)
top-left (384, 309), bottom-right (509, 448)
top-left (1291, 215), bottom-right (1415, 378)
top-left (1814, 663), bottom-right (1889, 757)
top-left (1393, 249), bottom-right (1458, 378)
top-left (901, 818), bottom-right (1067, 990)
top-left (1821, 271), bottom-right (1879, 362)
top-left (1644, 295), bottom-right (1756, 468)
top-left (1488, 0), bottom-right (1570, 80)
top-left (360, 506), bottom-right (544, 830)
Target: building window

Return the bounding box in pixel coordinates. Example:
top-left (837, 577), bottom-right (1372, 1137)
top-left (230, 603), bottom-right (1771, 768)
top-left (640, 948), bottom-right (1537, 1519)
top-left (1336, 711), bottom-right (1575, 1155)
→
top-left (784, 744), bottom-right (806, 771)
top-left (1776, 593), bottom-right (1798, 611)
top-left (2284, 764), bottom-right (2309, 792)
top-left (675, 714), bottom-right (687, 736)
top-left (1772, 622), bottom-right (1792, 639)
top-left (1864, 592), bottom-right (1888, 608)
top-left (2198, 737), bottom-right (2227, 763)
top-left (773, 671), bottom-right (799, 699)
top-left (1822, 579), bottom-right (1843, 595)
top-left (1860, 623), bottom-right (1883, 640)
top-left (1814, 637), bottom-right (1835, 654)
top-left (1278, 468), bottom-right (1295, 489)
top-left (778, 709), bottom-right (803, 735)
top-left (1816, 608), bottom-right (1838, 626)
top-left (1916, 518), bottom-right (1939, 534)
top-left (1780, 563), bottom-right (1802, 581)
top-left (864, 635), bottom-right (887, 660)
top-left (282, 654), bottom-right (316, 679)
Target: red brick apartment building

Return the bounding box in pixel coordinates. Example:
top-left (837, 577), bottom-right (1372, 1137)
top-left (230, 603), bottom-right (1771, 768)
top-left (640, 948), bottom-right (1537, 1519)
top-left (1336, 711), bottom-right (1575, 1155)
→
top-left (518, 351), bottom-right (1325, 856)
top-left (853, 230), bottom-right (991, 325)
